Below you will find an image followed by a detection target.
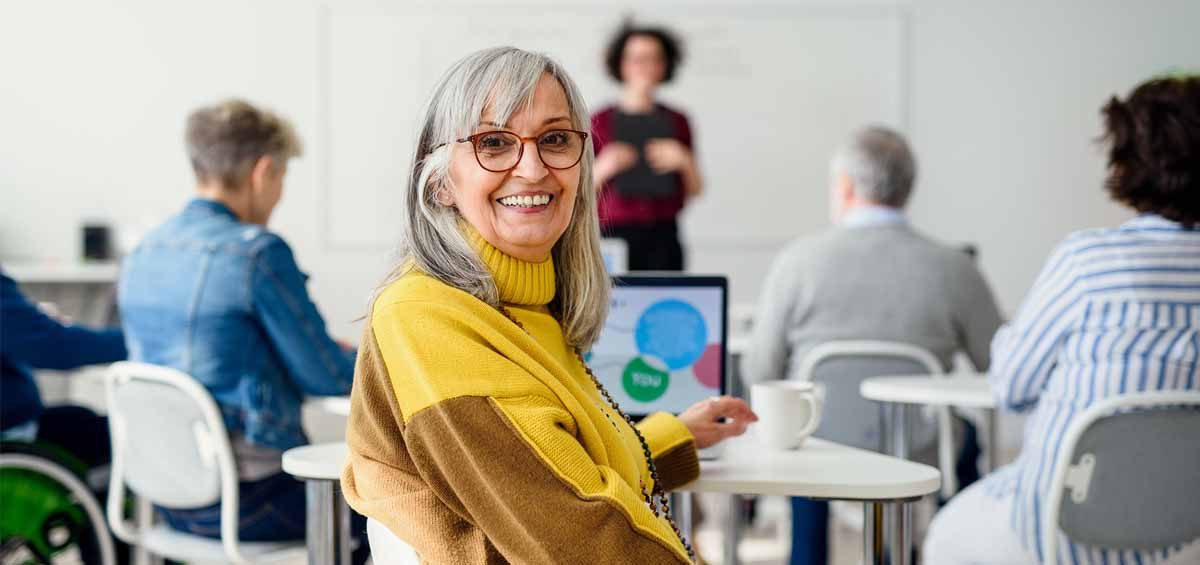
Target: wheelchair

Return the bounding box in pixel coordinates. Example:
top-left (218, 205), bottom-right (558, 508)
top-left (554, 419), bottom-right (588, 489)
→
top-left (0, 441), bottom-right (116, 565)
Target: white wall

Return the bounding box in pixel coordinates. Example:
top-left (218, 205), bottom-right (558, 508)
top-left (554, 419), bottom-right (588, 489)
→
top-left (906, 0), bottom-right (1199, 316)
top-left (322, 3), bottom-right (907, 257)
top-left (2, 0), bottom-right (1198, 343)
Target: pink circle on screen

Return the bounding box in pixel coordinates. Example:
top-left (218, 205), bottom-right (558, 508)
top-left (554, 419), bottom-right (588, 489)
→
top-left (692, 344), bottom-right (722, 389)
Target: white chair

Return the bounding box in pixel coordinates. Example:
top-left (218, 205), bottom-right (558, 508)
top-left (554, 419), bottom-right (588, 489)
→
top-left (797, 340), bottom-right (959, 497)
top-left (1042, 391), bottom-right (1200, 565)
top-left (105, 361), bottom-right (306, 564)
top-left (366, 518), bottom-right (420, 564)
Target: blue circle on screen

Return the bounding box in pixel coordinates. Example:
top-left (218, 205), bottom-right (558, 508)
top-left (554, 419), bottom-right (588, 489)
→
top-left (635, 299), bottom-right (708, 370)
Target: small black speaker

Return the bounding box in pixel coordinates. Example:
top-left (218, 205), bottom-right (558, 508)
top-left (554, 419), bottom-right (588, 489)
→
top-left (82, 224), bottom-right (112, 261)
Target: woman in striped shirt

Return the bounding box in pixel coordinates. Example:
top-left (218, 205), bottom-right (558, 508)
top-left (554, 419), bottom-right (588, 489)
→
top-left (925, 75), bottom-right (1200, 564)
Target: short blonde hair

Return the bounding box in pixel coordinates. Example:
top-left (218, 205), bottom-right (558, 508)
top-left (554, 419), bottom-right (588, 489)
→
top-left (383, 47), bottom-right (610, 349)
top-left (185, 99), bottom-right (302, 188)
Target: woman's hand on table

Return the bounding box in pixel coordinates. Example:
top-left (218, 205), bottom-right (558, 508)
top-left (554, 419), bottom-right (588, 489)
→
top-left (678, 396), bottom-right (758, 449)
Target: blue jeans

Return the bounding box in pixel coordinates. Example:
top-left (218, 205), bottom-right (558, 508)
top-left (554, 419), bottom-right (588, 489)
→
top-left (790, 498), bottom-right (829, 565)
top-left (159, 472), bottom-right (368, 565)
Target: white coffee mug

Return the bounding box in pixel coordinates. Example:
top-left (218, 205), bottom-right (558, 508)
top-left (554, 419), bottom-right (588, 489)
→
top-left (751, 381), bottom-right (824, 450)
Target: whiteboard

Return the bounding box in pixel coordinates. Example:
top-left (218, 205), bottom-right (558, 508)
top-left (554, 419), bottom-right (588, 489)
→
top-left (322, 4), bottom-right (906, 253)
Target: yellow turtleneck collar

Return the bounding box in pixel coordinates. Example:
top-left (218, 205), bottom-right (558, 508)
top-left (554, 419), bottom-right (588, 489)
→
top-left (462, 223), bottom-right (557, 306)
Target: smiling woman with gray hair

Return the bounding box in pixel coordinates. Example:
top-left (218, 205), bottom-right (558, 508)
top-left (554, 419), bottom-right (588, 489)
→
top-left (340, 47), bottom-right (756, 563)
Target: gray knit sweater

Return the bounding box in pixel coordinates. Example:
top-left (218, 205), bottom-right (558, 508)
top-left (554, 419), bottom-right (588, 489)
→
top-left (742, 224), bottom-right (1003, 384)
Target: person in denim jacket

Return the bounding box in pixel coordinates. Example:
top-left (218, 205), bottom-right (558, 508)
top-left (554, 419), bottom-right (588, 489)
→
top-left (118, 99), bottom-right (364, 560)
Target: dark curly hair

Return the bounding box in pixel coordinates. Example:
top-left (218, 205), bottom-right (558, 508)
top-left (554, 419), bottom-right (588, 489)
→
top-left (1101, 75), bottom-right (1200, 226)
top-left (604, 23), bottom-right (684, 84)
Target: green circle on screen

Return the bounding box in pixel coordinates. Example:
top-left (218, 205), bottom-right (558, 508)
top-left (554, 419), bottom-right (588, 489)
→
top-left (622, 357), bottom-right (670, 402)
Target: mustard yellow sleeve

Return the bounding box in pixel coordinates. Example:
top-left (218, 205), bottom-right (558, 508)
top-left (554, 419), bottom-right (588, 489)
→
top-left (639, 412), bottom-right (701, 491)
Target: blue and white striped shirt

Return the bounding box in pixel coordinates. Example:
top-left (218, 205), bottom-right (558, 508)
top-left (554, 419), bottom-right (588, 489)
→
top-left (988, 215), bottom-right (1200, 565)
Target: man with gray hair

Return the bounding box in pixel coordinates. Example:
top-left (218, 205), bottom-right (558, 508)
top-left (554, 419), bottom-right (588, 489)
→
top-left (743, 126), bottom-right (1002, 565)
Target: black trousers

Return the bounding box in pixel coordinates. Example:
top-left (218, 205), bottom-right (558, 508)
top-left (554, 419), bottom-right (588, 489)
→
top-left (603, 221), bottom-right (685, 272)
top-left (36, 405), bottom-right (111, 470)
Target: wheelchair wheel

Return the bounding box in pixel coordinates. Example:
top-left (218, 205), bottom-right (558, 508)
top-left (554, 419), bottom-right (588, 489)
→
top-left (0, 443), bottom-right (115, 565)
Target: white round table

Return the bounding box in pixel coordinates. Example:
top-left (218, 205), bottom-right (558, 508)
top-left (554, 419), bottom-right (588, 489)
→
top-left (282, 442), bottom-right (352, 565)
top-left (860, 376), bottom-right (994, 408)
top-left (692, 435), bottom-right (940, 500)
top-left (682, 434), bottom-right (941, 565)
top-left (860, 375), bottom-right (999, 480)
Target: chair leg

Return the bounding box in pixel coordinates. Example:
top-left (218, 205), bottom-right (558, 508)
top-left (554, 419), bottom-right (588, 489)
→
top-left (133, 497), bottom-right (163, 565)
top-left (937, 407), bottom-right (957, 498)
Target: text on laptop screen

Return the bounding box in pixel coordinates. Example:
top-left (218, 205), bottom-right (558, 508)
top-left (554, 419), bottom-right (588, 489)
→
top-left (587, 284), bottom-right (724, 415)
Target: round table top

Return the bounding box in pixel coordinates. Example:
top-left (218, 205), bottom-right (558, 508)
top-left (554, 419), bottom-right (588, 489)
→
top-left (686, 435), bottom-right (941, 500)
top-left (279, 437), bottom-right (940, 501)
top-left (859, 375), bottom-right (995, 408)
top-left (282, 442), bottom-right (348, 480)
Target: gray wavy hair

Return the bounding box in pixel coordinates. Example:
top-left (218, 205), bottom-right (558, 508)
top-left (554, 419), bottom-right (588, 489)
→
top-left (381, 46), bottom-right (610, 349)
top-left (831, 126), bottom-right (917, 208)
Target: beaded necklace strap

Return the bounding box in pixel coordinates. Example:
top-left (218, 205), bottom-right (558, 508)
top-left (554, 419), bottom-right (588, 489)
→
top-left (497, 305), bottom-right (694, 562)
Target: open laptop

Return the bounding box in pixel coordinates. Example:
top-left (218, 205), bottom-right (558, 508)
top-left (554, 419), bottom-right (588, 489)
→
top-left (588, 274), bottom-right (729, 457)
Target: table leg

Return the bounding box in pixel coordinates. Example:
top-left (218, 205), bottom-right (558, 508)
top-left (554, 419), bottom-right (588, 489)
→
top-left (306, 479), bottom-right (336, 565)
top-left (986, 408), bottom-right (998, 473)
top-left (881, 403), bottom-right (912, 559)
top-left (878, 402), bottom-right (889, 453)
top-left (887, 501), bottom-right (912, 565)
top-left (336, 482), bottom-right (352, 565)
top-left (891, 403), bottom-right (911, 460)
top-left (673, 492), bottom-right (694, 547)
top-left (863, 502), bottom-right (884, 565)
top-left (724, 494), bottom-right (740, 565)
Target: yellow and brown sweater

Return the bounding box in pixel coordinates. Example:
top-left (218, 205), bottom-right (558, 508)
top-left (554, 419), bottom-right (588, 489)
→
top-left (341, 232), bottom-right (699, 564)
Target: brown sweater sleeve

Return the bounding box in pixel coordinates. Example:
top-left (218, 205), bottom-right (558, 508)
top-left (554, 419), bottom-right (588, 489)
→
top-left (637, 412), bottom-right (701, 492)
top-left (342, 326), bottom-right (502, 563)
top-left (343, 326), bottom-right (692, 564)
top-left (405, 396), bottom-right (690, 564)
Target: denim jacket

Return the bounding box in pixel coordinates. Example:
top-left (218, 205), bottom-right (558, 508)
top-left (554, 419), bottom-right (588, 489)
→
top-left (118, 199), bottom-right (354, 451)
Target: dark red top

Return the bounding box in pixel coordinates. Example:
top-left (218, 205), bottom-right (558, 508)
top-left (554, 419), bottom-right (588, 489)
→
top-left (591, 104), bottom-right (693, 228)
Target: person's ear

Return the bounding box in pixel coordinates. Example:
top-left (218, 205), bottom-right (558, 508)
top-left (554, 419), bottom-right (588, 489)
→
top-left (829, 171), bottom-right (855, 224)
top-left (434, 184), bottom-right (455, 207)
top-left (835, 172), bottom-right (855, 203)
top-left (249, 156), bottom-right (274, 193)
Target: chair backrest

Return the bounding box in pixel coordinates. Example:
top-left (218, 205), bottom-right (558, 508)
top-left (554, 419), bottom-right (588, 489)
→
top-left (797, 341), bottom-right (943, 452)
top-left (105, 362), bottom-right (248, 563)
top-left (1043, 391), bottom-right (1200, 565)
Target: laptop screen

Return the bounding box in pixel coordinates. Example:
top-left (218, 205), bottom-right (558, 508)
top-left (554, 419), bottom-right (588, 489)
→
top-left (587, 275), bottom-right (728, 418)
